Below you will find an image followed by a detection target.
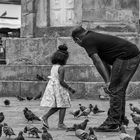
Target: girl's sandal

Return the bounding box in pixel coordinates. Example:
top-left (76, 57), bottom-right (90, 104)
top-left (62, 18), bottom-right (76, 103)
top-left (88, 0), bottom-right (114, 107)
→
top-left (40, 117), bottom-right (49, 129)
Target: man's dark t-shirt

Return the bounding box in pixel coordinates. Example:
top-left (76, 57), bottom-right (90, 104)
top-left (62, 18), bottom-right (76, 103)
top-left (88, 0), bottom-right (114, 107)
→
top-left (81, 31), bottom-right (140, 65)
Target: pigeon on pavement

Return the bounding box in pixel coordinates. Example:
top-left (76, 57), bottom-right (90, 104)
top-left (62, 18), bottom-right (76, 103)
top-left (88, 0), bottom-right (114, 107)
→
top-left (23, 107), bottom-right (41, 122)
top-left (26, 96), bottom-right (33, 101)
top-left (131, 113), bottom-right (140, 126)
top-left (34, 92), bottom-right (42, 100)
top-left (0, 112), bottom-right (4, 123)
top-left (79, 104), bottom-right (87, 112)
top-left (66, 119), bottom-right (89, 131)
top-left (129, 103), bottom-right (140, 114)
top-left (4, 99), bottom-right (10, 106)
top-left (69, 110), bottom-right (80, 118)
top-left (88, 127), bottom-right (97, 140)
top-left (119, 125), bottom-right (133, 140)
top-left (78, 104), bottom-right (93, 117)
top-left (16, 96), bottom-right (25, 101)
top-left (14, 131), bottom-right (25, 140)
top-left (24, 126), bottom-right (42, 138)
top-left (75, 129), bottom-right (89, 140)
top-left (92, 105), bottom-right (105, 114)
top-left (3, 123), bottom-right (16, 138)
top-left (42, 126), bottom-right (53, 140)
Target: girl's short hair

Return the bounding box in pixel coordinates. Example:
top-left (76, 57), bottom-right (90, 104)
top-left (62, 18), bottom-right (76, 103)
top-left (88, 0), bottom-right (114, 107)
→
top-left (51, 44), bottom-right (69, 65)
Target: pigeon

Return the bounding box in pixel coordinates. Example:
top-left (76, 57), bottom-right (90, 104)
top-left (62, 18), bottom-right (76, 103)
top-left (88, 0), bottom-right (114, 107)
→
top-left (92, 105), bottom-right (105, 114)
top-left (88, 127), bottom-right (97, 140)
top-left (14, 131), bottom-right (25, 140)
top-left (66, 119), bottom-right (89, 131)
top-left (23, 107), bottom-right (41, 122)
top-left (36, 74), bottom-right (46, 81)
top-left (119, 125), bottom-right (133, 140)
top-left (78, 104), bottom-right (93, 117)
top-left (69, 110), bottom-right (80, 118)
top-left (26, 96), bottom-right (33, 101)
top-left (129, 103), bottom-right (140, 114)
top-left (0, 112), bottom-right (4, 123)
top-left (79, 104), bottom-right (87, 112)
top-left (75, 129), bottom-right (89, 140)
top-left (24, 126), bottom-right (41, 138)
top-left (42, 126), bottom-right (53, 140)
top-left (131, 113), bottom-right (140, 126)
top-left (16, 96), bottom-right (25, 101)
top-left (3, 123), bottom-right (16, 138)
top-left (135, 126), bottom-right (140, 140)
top-left (4, 99), bottom-right (10, 106)
top-left (34, 92), bottom-right (42, 100)
top-left (0, 124), bottom-right (3, 137)
top-left (122, 116), bottom-right (129, 127)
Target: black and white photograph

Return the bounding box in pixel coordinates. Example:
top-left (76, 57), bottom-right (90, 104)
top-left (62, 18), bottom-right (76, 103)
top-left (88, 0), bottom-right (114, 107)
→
top-left (0, 0), bottom-right (140, 139)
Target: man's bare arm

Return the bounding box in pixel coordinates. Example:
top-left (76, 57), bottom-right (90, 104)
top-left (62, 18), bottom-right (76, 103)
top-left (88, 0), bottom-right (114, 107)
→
top-left (90, 53), bottom-right (110, 83)
top-left (102, 60), bottom-right (111, 79)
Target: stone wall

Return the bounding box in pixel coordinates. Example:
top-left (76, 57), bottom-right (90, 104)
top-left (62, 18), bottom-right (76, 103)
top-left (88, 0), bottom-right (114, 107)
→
top-left (5, 37), bottom-right (57, 65)
top-left (5, 33), bottom-right (140, 65)
top-left (20, 0), bottom-right (139, 37)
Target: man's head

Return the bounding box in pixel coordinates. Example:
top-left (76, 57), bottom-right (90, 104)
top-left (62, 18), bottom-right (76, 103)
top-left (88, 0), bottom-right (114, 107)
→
top-left (71, 26), bottom-right (87, 45)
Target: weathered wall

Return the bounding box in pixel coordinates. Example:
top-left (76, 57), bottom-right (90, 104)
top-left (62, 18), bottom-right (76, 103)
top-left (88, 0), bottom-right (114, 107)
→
top-left (5, 37), bottom-right (57, 65)
top-left (82, 0), bottom-right (139, 32)
top-left (21, 0), bottom-right (35, 37)
top-left (21, 0), bottom-right (139, 37)
top-left (5, 33), bottom-right (140, 65)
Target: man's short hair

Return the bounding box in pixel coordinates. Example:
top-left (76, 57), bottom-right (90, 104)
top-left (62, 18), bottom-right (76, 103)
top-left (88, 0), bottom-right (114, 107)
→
top-left (71, 26), bottom-right (86, 39)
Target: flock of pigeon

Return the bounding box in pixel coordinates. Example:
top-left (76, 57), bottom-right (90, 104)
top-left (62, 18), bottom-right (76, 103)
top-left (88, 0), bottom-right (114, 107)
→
top-left (66, 103), bottom-right (140, 140)
top-left (0, 92), bottom-right (54, 140)
top-left (1, 92), bottom-right (140, 140)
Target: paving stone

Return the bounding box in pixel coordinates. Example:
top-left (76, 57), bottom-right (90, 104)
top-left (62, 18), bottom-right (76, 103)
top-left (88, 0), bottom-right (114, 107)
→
top-left (0, 97), bottom-right (139, 140)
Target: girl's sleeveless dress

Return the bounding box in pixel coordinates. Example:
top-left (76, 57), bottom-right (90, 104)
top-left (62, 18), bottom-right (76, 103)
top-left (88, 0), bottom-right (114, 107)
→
top-left (40, 64), bottom-right (71, 108)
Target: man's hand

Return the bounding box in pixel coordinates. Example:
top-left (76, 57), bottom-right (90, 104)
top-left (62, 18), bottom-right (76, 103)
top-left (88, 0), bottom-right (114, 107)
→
top-left (105, 82), bottom-right (110, 88)
top-left (103, 82), bottom-right (111, 95)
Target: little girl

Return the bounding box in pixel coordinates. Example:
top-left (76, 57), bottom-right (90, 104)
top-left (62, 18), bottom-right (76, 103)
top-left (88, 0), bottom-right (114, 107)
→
top-left (40, 44), bottom-right (75, 129)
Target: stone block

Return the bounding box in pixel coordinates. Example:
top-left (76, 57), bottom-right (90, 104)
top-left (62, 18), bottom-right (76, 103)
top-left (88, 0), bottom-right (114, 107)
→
top-left (5, 37), bottom-right (57, 65)
top-left (20, 81), bottom-right (47, 97)
top-left (0, 81), bottom-right (20, 97)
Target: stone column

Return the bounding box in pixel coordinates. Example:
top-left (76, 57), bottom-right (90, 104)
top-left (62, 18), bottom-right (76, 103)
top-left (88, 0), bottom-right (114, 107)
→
top-left (20, 0), bottom-right (36, 37)
top-left (36, 0), bottom-right (48, 28)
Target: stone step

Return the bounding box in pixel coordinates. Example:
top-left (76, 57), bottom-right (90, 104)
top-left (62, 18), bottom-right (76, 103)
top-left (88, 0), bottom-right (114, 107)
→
top-left (0, 65), bottom-right (140, 82)
top-left (4, 34), bottom-right (140, 65)
top-left (0, 81), bottom-right (139, 99)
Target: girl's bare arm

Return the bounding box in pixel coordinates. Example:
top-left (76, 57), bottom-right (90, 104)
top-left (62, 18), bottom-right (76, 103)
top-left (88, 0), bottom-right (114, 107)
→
top-left (58, 66), bottom-right (75, 93)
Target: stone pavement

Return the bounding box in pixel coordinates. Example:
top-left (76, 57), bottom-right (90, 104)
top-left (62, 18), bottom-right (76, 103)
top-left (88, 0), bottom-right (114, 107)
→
top-left (0, 97), bottom-right (139, 140)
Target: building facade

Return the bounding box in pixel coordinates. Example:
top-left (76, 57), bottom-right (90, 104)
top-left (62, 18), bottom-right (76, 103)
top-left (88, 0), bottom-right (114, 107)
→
top-left (21, 0), bottom-right (139, 37)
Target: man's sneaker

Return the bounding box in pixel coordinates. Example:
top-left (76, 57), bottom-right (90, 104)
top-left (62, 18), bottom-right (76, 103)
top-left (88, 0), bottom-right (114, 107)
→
top-left (121, 116), bottom-right (129, 127)
top-left (93, 124), bottom-right (120, 132)
top-left (58, 123), bottom-right (67, 130)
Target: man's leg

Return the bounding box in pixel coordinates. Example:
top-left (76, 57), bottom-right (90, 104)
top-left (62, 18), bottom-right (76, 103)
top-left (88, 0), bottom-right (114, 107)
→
top-left (94, 54), bottom-right (140, 132)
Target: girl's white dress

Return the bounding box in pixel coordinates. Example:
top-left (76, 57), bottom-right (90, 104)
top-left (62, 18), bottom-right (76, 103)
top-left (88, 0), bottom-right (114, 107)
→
top-left (40, 64), bottom-right (71, 108)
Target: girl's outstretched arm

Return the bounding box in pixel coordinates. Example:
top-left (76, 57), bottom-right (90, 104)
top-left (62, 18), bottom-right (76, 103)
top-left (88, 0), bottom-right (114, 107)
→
top-left (58, 66), bottom-right (75, 94)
